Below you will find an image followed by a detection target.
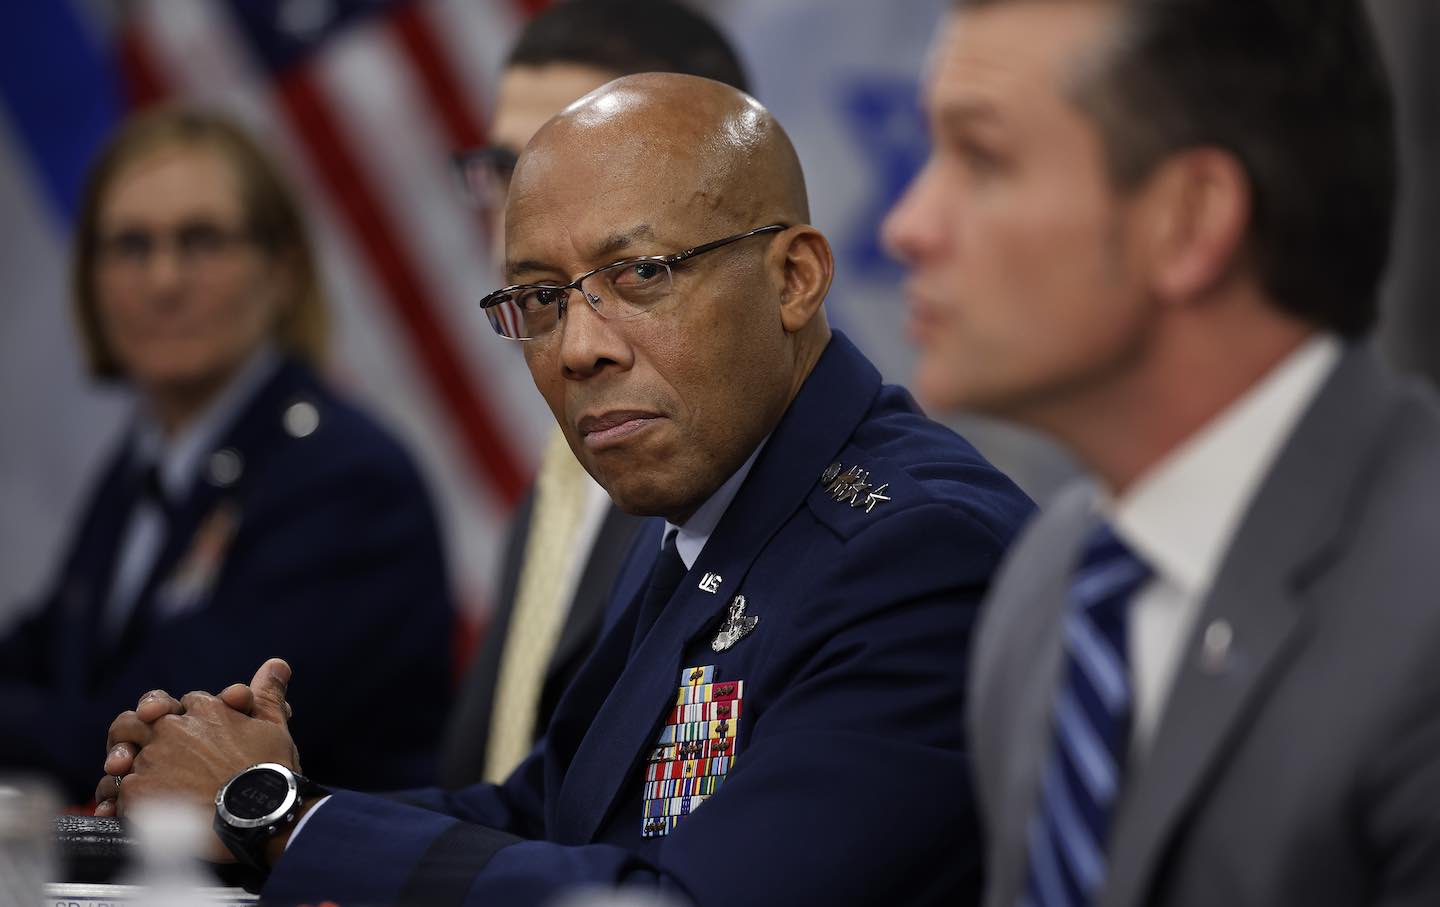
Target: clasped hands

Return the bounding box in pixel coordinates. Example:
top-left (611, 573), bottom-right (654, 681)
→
top-left (95, 657), bottom-right (302, 863)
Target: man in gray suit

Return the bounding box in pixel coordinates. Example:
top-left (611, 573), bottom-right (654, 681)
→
top-left (883, 1), bottom-right (1440, 906)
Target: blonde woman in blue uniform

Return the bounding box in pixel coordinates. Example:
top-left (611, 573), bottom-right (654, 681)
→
top-left (0, 108), bottom-right (454, 802)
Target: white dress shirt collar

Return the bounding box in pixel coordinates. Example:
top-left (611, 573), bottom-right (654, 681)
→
top-left (1102, 334), bottom-right (1342, 600)
top-left (664, 436), bottom-right (770, 570)
top-left (1100, 334), bottom-right (1342, 755)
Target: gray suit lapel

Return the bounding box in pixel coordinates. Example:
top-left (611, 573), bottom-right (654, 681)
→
top-left (978, 484), bottom-right (1100, 907)
top-left (1102, 347), bottom-right (1400, 907)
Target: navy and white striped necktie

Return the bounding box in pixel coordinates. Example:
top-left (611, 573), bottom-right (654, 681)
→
top-left (1022, 521), bottom-right (1150, 907)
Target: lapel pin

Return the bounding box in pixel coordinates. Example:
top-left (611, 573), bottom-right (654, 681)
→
top-left (207, 448), bottom-right (244, 487)
top-left (698, 572), bottom-right (722, 593)
top-left (283, 400), bottom-right (321, 439)
top-left (711, 595), bottom-right (759, 652)
top-left (1199, 619), bottom-right (1234, 674)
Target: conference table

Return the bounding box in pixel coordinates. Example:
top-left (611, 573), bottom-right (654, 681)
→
top-left (45, 883), bottom-right (256, 905)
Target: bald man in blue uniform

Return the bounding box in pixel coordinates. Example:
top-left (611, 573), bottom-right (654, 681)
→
top-left (100, 74), bottom-right (1034, 907)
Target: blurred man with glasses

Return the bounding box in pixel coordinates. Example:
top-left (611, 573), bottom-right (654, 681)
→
top-left (441, 0), bottom-right (755, 790)
top-left (455, 0), bottom-right (752, 265)
top-left (101, 73), bottom-right (1033, 905)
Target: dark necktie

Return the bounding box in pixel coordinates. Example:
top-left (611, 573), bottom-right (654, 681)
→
top-left (630, 531), bottom-right (686, 655)
top-left (1022, 521), bottom-right (1151, 907)
top-left (141, 463), bottom-right (178, 527)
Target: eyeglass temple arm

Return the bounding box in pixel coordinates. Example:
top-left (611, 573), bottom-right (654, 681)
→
top-left (666, 223), bottom-right (788, 264)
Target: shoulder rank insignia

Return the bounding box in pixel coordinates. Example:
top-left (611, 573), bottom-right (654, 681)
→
top-left (820, 462), bottom-right (891, 513)
top-left (711, 595), bottom-right (759, 652)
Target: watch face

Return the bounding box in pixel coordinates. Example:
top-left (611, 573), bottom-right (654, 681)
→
top-left (222, 769), bottom-right (292, 821)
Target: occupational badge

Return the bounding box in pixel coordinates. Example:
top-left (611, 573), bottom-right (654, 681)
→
top-left (711, 595), bottom-right (758, 652)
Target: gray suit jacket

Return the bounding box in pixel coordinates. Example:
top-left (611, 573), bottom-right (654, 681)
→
top-left (971, 347), bottom-right (1440, 907)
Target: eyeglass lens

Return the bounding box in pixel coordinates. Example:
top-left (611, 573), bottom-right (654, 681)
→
top-left (99, 220), bottom-right (250, 269)
top-left (486, 259), bottom-right (675, 340)
top-left (455, 146), bottom-right (519, 210)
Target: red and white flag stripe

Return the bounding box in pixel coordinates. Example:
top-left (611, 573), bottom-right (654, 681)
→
top-left (122, 0), bottom-right (555, 619)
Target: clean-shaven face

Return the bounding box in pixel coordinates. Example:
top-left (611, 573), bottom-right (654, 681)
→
top-left (883, 1), bottom-right (1156, 423)
top-left (506, 93), bottom-right (794, 522)
top-left (94, 144), bottom-right (281, 403)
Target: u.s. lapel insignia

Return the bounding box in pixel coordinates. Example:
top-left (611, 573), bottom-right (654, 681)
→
top-left (711, 594), bottom-right (759, 652)
top-left (821, 462), bottom-right (891, 514)
top-left (642, 664), bottom-right (746, 838)
top-left (698, 572), bottom-right (722, 593)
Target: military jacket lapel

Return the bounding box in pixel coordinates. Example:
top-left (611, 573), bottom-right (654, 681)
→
top-left (118, 475), bottom-right (232, 645)
top-left (547, 508), bottom-right (649, 683)
top-left (108, 360), bottom-right (305, 656)
top-left (68, 447), bottom-right (149, 680)
top-left (550, 332), bottom-right (882, 845)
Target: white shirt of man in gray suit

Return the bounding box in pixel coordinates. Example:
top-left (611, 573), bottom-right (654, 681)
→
top-left (883, 1), bottom-right (1440, 907)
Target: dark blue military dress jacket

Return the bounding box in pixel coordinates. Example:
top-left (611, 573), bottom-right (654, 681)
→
top-left (264, 333), bottom-right (1034, 906)
top-left (0, 357), bottom-right (455, 800)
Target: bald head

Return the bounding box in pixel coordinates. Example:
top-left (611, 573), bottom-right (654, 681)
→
top-left (502, 73), bottom-right (835, 523)
top-left (515, 73), bottom-right (810, 239)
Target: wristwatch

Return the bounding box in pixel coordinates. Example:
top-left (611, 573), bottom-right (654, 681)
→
top-left (213, 762), bottom-right (326, 876)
